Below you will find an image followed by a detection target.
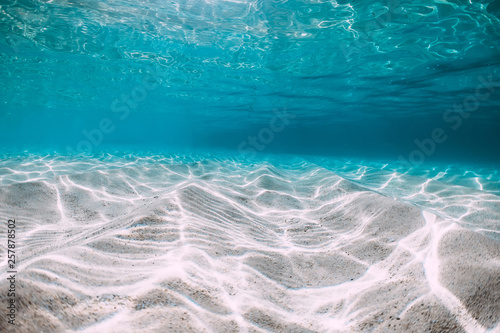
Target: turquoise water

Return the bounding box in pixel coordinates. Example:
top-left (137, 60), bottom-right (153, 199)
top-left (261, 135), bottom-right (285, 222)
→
top-left (1, 0), bottom-right (499, 165)
top-left (2, 3), bottom-right (500, 331)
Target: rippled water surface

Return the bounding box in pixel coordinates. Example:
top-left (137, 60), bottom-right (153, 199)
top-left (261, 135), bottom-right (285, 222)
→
top-left (1, 0), bottom-right (499, 160)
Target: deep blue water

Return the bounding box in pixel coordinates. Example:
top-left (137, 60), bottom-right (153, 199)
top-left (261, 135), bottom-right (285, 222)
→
top-left (1, 0), bottom-right (499, 165)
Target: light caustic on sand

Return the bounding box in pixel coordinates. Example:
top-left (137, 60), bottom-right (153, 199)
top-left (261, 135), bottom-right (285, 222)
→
top-left (0, 154), bottom-right (498, 332)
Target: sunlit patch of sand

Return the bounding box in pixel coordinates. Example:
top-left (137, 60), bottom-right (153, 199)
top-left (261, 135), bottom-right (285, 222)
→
top-left (0, 153), bottom-right (498, 332)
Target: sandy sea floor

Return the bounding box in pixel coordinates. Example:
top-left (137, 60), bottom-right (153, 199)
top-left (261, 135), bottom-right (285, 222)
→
top-left (0, 153), bottom-right (499, 332)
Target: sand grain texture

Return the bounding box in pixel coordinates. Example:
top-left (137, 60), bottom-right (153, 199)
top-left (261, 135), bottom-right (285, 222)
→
top-left (0, 154), bottom-right (499, 332)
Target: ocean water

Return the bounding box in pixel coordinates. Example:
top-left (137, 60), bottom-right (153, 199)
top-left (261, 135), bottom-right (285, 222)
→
top-left (0, 0), bottom-right (500, 332)
top-left (1, 0), bottom-right (500, 162)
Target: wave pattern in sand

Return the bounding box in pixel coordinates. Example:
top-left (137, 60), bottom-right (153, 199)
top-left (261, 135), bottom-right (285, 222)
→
top-left (0, 154), bottom-right (499, 332)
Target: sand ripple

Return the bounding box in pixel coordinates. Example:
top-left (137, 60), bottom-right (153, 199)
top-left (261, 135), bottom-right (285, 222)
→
top-left (0, 153), bottom-right (498, 332)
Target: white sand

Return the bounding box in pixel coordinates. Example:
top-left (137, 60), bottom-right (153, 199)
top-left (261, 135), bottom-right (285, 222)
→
top-left (0, 154), bottom-right (498, 332)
